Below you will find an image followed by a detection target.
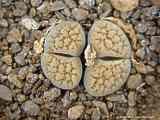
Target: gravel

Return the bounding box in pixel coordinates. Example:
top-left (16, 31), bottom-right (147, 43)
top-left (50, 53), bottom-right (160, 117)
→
top-left (127, 74), bottom-right (143, 89)
top-left (21, 100), bottom-right (40, 116)
top-left (0, 0), bottom-right (159, 119)
top-left (0, 84), bottom-right (12, 101)
top-left (68, 105), bottom-right (85, 119)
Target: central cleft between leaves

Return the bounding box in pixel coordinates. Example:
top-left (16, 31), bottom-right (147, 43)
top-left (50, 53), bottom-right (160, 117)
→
top-left (84, 44), bottom-right (96, 67)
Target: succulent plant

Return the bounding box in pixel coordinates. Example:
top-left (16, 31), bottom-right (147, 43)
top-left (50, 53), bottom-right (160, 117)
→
top-left (41, 19), bottom-right (132, 96)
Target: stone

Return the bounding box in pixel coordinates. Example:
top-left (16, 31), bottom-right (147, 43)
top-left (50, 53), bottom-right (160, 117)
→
top-left (106, 94), bottom-right (127, 103)
top-left (43, 88), bottom-right (61, 102)
top-left (92, 101), bottom-right (109, 115)
top-left (14, 53), bottom-right (25, 66)
top-left (64, 0), bottom-right (77, 8)
top-left (72, 8), bottom-right (89, 21)
top-left (13, 2), bottom-right (28, 16)
top-left (111, 0), bottom-right (139, 12)
top-left (7, 28), bottom-right (22, 43)
top-left (0, 19), bottom-right (8, 27)
top-left (22, 100), bottom-right (40, 116)
top-left (145, 75), bottom-right (156, 85)
top-left (126, 107), bottom-right (137, 117)
top-left (151, 0), bottom-right (160, 6)
top-left (127, 74), bottom-right (143, 89)
top-left (135, 22), bottom-right (147, 33)
top-left (99, 2), bottom-right (112, 17)
top-left (30, 0), bottom-right (42, 7)
top-left (136, 47), bottom-right (146, 60)
top-left (128, 91), bottom-right (136, 107)
top-left (91, 108), bottom-right (101, 120)
top-left (8, 73), bottom-right (23, 88)
top-left (0, 84), bottom-right (12, 101)
top-left (68, 105), bottom-right (84, 119)
top-left (11, 43), bottom-right (21, 54)
top-left (150, 36), bottom-right (160, 53)
top-left (79, 0), bottom-right (96, 8)
top-left (1, 55), bottom-right (12, 65)
top-left (49, 1), bottom-right (66, 11)
top-left (17, 94), bottom-right (26, 102)
top-left (21, 17), bottom-right (40, 30)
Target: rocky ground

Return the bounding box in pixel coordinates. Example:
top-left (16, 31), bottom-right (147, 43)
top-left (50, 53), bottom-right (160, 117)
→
top-left (0, 0), bottom-right (160, 120)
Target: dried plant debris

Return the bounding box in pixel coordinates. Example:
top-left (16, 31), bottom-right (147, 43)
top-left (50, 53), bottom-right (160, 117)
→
top-left (41, 18), bottom-right (132, 96)
top-left (111, 0), bottom-right (139, 12)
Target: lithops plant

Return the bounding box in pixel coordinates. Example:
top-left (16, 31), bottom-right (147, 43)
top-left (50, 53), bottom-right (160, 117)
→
top-left (110, 0), bottom-right (139, 12)
top-left (40, 17), bottom-right (139, 96)
top-left (84, 19), bottom-right (132, 96)
top-left (41, 21), bottom-right (85, 89)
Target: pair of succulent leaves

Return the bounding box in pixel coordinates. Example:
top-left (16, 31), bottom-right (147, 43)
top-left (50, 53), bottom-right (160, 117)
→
top-left (41, 20), bottom-right (132, 97)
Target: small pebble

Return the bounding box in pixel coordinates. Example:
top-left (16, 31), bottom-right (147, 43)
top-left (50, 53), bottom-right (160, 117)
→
top-left (43, 88), bottom-right (61, 102)
top-left (11, 43), bottom-right (21, 54)
top-left (106, 94), bottom-right (127, 103)
top-left (1, 55), bottom-right (12, 65)
top-left (68, 105), bottom-right (84, 120)
top-left (145, 75), bottom-right (156, 85)
top-left (7, 28), bottom-right (22, 43)
top-left (0, 19), bottom-right (8, 27)
top-left (72, 8), bottom-right (89, 21)
top-left (8, 73), bottom-right (23, 88)
top-left (50, 1), bottom-right (66, 11)
top-left (22, 100), bottom-right (40, 116)
top-left (64, 0), bottom-right (77, 8)
top-left (92, 101), bottom-right (109, 115)
top-left (91, 108), bottom-right (101, 120)
top-left (128, 91), bottom-right (136, 107)
top-left (14, 53), bottom-right (25, 66)
top-left (126, 107), bottom-right (137, 117)
top-left (17, 94), bottom-right (26, 102)
top-left (0, 84), bottom-right (12, 101)
top-left (127, 74), bottom-right (143, 89)
top-left (30, 0), bottom-right (42, 7)
top-left (21, 17), bottom-right (40, 30)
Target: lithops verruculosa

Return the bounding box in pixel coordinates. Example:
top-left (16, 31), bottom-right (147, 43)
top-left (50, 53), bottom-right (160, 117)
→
top-left (41, 21), bottom-right (85, 89)
top-left (84, 20), bottom-right (131, 96)
top-left (110, 0), bottom-right (139, 12)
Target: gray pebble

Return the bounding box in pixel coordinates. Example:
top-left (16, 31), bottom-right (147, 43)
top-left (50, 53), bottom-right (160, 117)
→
top-left (11, 43), bottom-right (21, 54)
top-left (0, 84), bottom-right (12, 101)
top-left (1, 55), bottom-right (12, 65)
top-left (30, 0), bottom-right (42, 7)
top-left (43, 88), bottom-right (61, 102)
top-left (68, 105), bottom-right (84, 120)
top-left (150, 36), bottom-right (160, 53)
top-left (128, 91), bottom-right (136, 107)
top-left (8, 73), bottom-right (23, 88)
top-left (126, 107), bottom-right (137, 117)
top-left (135, 22), bottom-right (147, 33)
top-left (145, 75), bottom-right (156, 85)
top-left (92, 101), bottom-right (109, 115)
top-left (22, 100), bottom-right (40, 116)
top-left (91, 108), bottom-right (101, 120)
top-left (0, 19), bottom-right (8, 27)
top-left (127, 74), bottom-right (143, 89)
top-left (14, 53), bottom-right (25, 66)
top-left (7, 28), bottom-right (22, 43)
top-left (13, 2), bottom-right (28, 16)
top-left (64, 0), bottom-right (77, 8)
top-left (49, 1), bottom-right (66, 11)
top-left (72, 8), bottom-right (89, 21)
top-left (106, 94), bottom-right (127, 103)
top-left (136, 47), bottom-right (146, 60)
